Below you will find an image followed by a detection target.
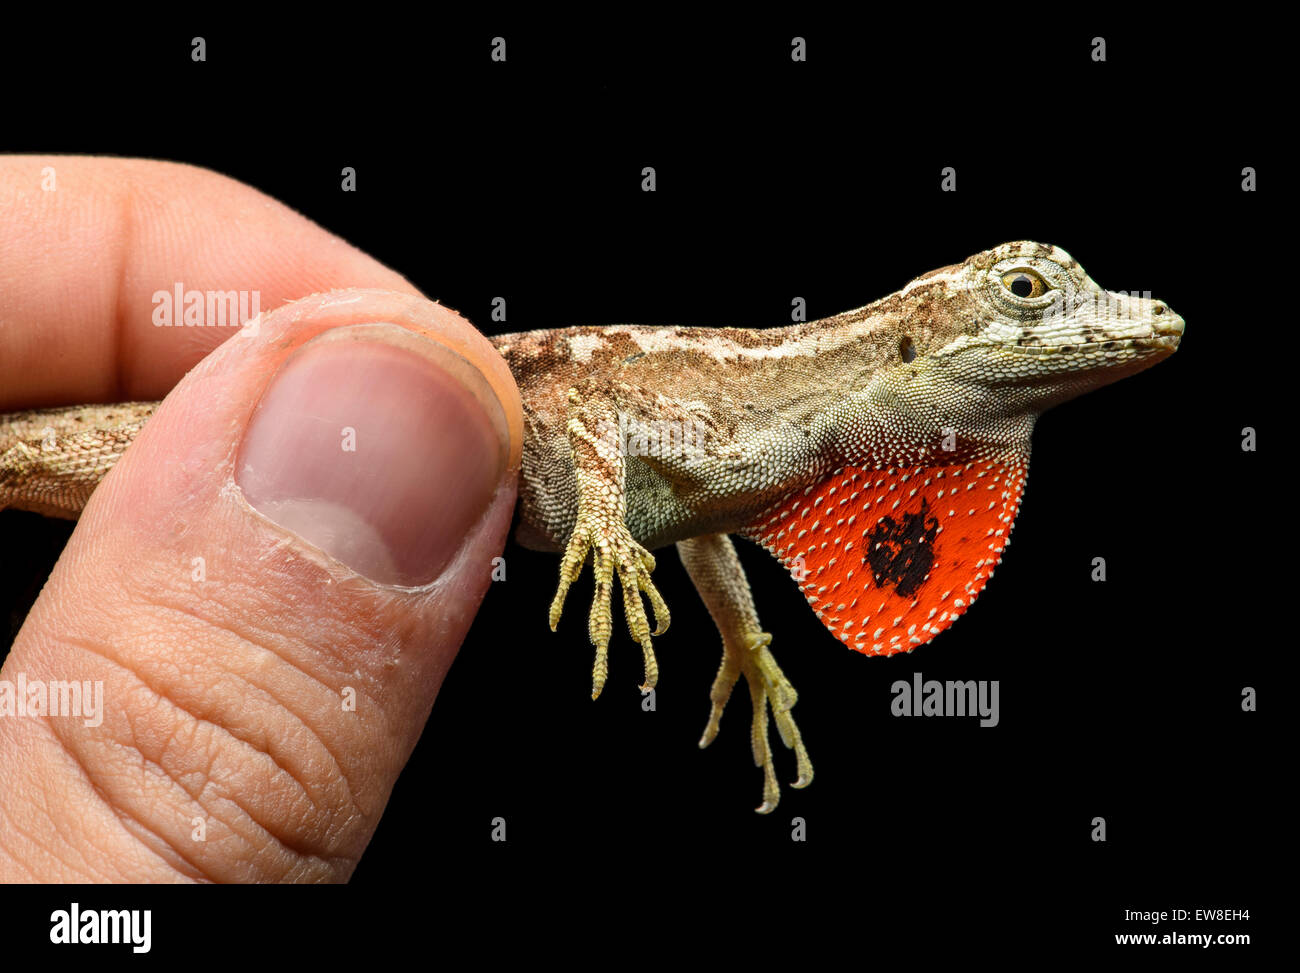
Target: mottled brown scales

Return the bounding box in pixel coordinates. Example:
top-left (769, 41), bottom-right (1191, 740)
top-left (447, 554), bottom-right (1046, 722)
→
top-left (1, 402), bottom-right (157, 519)
top-left (0, 242), bottom-right (1184, 813)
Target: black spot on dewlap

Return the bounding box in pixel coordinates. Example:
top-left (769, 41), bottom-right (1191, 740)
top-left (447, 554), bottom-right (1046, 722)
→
top-left (865, 499), bottom-right (939, 598)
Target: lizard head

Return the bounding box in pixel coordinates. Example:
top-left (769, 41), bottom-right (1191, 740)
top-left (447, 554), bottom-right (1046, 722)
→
top-left (898, 240), bottom-right (1184, 417)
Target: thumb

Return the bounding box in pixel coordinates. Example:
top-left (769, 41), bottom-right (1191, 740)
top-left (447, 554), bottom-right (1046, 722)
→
top-left (0, 289), bottom-right (521, 882)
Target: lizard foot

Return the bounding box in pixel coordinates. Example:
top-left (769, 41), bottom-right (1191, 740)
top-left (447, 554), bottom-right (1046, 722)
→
top-left (699, 629), bottom-right (813, 814)
top-left (549, 513), bottom-right (670, 699)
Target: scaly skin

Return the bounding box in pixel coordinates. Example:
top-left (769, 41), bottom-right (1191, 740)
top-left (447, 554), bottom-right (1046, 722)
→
top-left (1, 242), bottom-right (1184, 812)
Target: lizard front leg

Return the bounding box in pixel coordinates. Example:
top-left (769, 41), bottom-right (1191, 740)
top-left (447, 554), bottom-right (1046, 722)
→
top-left (677, 532), bottom-right (812, 814)
top-left (548, 388), bottom-right (670, 699)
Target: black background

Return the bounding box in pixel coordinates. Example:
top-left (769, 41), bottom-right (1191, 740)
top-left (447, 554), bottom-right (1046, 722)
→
top-left (0, 15), bottom-right (1278, 957)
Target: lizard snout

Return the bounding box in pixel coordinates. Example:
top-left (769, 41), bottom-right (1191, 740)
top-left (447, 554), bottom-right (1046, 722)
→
top-left (1143, 301), bottom-right (1184, 353)
top-left (1150, 302), bottom-right (1184, 338)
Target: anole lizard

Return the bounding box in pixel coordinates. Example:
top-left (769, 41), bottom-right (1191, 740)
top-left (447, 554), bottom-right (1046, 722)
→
top-left (0, 241), bottom-right (1184, 812)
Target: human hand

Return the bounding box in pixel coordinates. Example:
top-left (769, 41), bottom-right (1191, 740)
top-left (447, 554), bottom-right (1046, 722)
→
top-left (0, 157), bottom-right (522, 881)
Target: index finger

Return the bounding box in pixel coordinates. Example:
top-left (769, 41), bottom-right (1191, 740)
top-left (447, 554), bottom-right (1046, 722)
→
top-left (0, 156), bottom-right (423, 409)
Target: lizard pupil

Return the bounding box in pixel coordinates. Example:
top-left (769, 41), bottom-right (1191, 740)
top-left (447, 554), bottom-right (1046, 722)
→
top-left (1010, 274), bottom-right (1035, 298)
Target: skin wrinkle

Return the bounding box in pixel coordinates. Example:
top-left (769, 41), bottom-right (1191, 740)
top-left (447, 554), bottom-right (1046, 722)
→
top-left (20, 697), bottom-right (199, 882)
top-left (45, 613), bottom-right (325, 820)
top-left (98, 746), bottom-right (233, 882)
top-left (181, 765), bottom-right (349, 881)
top-left (123, 652), bottom-right (360, 863)
top-left (86, 683), bottom-right (346, 882)
top-left (103, 733), bottom-right (340, 883)
top-left (40, 628), bottom-right (359, 878)
top-left (73, 486), bottom-right (417, 818)
top-left (138, 681), bottom-right (313, 847)
top-left (0, 748), bottom-right (85, 881)
top-left (138, 591), bottom-right (370, 810)
top-left (138, 725), bottom-right (340, 882)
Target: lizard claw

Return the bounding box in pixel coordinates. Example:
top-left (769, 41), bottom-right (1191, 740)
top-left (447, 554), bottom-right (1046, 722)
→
top-left (550, 512), bottom-right (669, 699)
top-left (548, 584), bottom-right (570, 633)
top-left (700, 629), bottom-right (813, 814)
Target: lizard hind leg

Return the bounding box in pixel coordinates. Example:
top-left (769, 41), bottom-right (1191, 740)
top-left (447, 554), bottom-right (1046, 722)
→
top-left (547, 389), bottom-right (670, 699)
top-left (677, 533), bottom-right (813, 814)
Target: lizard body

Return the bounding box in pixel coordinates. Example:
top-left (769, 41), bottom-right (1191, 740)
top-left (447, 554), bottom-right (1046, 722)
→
top-left (0, 241), bottom-right (1184, 812)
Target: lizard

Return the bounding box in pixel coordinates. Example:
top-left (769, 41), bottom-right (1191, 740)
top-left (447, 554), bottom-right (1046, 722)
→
top-left (0, 241), bottom-right (1184, 813)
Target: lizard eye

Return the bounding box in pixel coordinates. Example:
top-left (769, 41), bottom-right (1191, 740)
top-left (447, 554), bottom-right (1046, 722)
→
top-left (1001, 269), bottom-right (1051, 299)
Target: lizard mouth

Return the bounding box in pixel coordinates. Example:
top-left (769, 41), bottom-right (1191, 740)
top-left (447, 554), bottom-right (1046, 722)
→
top-left (1138, 333), bottom-right (1182, 353)
top-left (1006, 311), bottom-right (1185, 358)
top-left (1137, 315), bottom-right (1185, 353)
top-left (1006, 334), bottom-right (1182, 357)
top-left (1147, 312), bottom-right (1185, 343)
